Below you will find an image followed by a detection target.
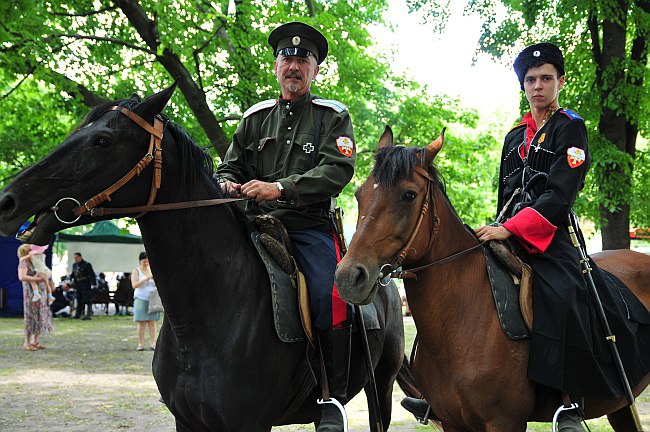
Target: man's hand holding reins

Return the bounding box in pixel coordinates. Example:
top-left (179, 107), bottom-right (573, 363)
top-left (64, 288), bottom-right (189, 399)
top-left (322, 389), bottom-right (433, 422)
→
top-left (475, 224), bottom-right (512, 242)
top-left (241, 180), bottom-right (281, 202)
top-left (219, 180), bottom-right (242, 198)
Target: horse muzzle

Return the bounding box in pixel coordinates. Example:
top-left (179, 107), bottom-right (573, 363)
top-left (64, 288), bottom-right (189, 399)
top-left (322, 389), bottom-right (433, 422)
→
top-left (335, 257), bottom-right (379, 305)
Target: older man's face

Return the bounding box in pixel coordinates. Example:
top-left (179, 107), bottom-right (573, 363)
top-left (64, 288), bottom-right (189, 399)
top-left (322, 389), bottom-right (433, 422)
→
top-left (274, 54), bottom-right (319, 100)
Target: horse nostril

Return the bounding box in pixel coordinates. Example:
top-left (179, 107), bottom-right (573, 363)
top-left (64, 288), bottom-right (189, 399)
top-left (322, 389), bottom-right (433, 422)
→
top-left (0, 193), bottom-right (17, 215)
top-left (353, 265), bottom-right (369, 289)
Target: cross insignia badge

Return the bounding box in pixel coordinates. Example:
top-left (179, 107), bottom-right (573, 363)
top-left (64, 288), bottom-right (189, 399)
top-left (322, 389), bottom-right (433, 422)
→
top-left (303, 143), bottom-right (314, 153)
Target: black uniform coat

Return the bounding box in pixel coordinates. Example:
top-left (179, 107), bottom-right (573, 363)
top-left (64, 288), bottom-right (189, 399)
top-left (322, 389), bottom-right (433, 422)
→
top-left (71, 259), bottom-right (96, 291)
top-left (496, 109), bottom-right (641, 399)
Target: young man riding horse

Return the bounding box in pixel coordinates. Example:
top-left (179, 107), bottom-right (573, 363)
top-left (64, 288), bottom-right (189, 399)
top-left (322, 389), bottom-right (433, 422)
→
top-left (402, 43), bottom-right (650, 431)
top-left (216, 22), bottom-right (355, 432)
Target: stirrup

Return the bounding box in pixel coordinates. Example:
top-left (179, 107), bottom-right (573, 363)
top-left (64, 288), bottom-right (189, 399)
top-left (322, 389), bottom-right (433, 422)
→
top-left (552, 402), bottom-right (580, 432)
top-left (317, 398), bottom-right (348, 432)
top-left (419, 404), bottom-right (432, 425)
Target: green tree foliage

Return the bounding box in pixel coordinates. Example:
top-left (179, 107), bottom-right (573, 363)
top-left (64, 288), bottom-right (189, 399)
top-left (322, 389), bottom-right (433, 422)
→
top-left (0, 0), bottom-right (494, 226)
top-left (409, 0), bottom-right (650, 249)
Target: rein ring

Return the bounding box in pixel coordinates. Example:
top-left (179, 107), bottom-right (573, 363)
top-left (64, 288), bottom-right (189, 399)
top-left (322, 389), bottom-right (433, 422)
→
top-left (49, 197), bottom-right (82, 225)
top-left (378, 264), bottom-right (393, 286)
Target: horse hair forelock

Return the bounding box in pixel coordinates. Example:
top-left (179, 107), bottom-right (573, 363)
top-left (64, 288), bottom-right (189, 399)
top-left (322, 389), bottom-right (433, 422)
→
top-left (372, 146), bottom-right (440, 188)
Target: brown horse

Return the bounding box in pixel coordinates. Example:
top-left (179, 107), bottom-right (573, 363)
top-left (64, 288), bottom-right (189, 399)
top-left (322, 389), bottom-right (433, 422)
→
top-left (335, 126), bottom-right (650, 432)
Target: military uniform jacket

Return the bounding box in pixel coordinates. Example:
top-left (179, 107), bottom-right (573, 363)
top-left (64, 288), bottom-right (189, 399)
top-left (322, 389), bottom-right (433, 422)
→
top-left (497, 108), bottom-right (589, 252)
top-left (217, 92), bottom-right (355, 230)
top-left (72, 260), bottom-right (96, 290)
top-left (495, 109), bottom-right (650, 399)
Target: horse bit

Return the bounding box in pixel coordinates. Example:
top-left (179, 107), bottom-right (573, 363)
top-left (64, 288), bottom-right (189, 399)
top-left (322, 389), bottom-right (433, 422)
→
top-left (49, 106), bottom-right (244, 225)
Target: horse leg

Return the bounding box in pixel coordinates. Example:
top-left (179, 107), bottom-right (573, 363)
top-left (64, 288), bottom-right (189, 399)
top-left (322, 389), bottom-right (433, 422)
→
top-left (368, 347), bottom-right (402, 431)
top-left (607, 406), bottom-right (639, 431)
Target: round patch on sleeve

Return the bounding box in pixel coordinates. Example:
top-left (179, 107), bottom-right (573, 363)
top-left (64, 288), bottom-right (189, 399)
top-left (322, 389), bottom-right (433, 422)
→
top-left (567, 147), bottom-right (585, 168)
top-left (336, 136), bottom-right (354, 157)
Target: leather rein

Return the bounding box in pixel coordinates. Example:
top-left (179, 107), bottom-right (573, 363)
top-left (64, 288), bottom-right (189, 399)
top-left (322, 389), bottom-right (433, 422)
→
top-left (50, 106), bottom-right (244, 224)
top-left (377, 164), bottom-right (482, 283)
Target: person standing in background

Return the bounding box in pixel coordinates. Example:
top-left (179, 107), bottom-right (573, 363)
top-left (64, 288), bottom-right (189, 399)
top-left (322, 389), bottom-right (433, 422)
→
top-left (17, 244), bottom-right (53, 350)
top-left (71, 252), bottom-right (97, 320)
top-left (131, 252), bottom-right (160, 351)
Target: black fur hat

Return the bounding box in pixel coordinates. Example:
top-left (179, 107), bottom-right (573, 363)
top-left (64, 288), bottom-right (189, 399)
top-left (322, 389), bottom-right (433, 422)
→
top-left (513, 42), bottom-right (565, 90)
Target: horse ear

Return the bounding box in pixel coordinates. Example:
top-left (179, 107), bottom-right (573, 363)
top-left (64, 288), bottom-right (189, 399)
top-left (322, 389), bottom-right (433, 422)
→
top-left (130, 93), bottom-right (141, 103)
top-left (377, 125), bottom-right (394, 149)
top-left (423, 127), bottom-right (446, 166)
top-left (135, 79), bottom-right (180, 120)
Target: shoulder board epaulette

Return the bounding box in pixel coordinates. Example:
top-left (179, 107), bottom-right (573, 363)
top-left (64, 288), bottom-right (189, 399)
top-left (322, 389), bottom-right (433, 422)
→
top-left (312, 98), bottom-right (347, 113)
top-left (560, 109), bottom-right (583, 121)
top-left (243, 99), bottom-right (277, 119)
top-left (507, 122), bottom-right (526, 134)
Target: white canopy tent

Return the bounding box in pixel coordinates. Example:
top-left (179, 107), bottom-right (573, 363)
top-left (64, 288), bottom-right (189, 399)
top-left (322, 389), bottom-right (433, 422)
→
top-left (56, 221), bottom-right (145, 274)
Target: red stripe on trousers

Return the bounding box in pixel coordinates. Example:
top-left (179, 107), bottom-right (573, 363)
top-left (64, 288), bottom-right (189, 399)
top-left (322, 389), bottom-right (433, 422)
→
top-left (331, 231), bottom-right (348, 328)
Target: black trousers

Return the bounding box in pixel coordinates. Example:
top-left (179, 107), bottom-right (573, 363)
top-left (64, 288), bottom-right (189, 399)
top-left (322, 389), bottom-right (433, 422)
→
top-left (75, 287), bottom-right (92, 317)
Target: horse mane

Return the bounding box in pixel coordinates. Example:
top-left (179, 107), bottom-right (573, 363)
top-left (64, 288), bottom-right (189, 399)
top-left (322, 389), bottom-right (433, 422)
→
top-left (372, 146), bottom-right (445, 192)
top-left (75, 98), bottom-right (215, 200)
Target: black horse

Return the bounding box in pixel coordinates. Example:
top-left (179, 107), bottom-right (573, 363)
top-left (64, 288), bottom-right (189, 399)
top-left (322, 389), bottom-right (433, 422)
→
top-left (0, 83), bottom-right (404, 431)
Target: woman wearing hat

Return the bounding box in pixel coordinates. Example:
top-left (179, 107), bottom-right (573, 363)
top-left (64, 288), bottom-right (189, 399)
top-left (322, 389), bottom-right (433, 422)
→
top-left (17, 243), bottom-right (54, 351)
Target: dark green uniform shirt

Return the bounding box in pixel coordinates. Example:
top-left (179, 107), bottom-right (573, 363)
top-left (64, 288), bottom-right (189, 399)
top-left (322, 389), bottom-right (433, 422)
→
top-left (217, 92), bottom-right (356, 230)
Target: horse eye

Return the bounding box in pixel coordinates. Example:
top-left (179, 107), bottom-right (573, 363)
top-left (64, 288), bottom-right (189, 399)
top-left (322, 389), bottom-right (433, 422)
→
top-left (401, 191), bottom-right (417, 201)
top-left (96, 137), bottom-right (111, 147)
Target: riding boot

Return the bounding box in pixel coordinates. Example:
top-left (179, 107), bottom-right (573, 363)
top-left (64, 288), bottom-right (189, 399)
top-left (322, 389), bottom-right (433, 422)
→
top-left (401, 397), bottom-right (434, 422)
top-left (317, 326), bottom-right (351, 432)
top-left (557, 396), bottom-right (585, 432)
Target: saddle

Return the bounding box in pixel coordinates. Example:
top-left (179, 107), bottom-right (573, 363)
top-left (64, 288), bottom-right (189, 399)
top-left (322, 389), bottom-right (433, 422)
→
top-left (485, 240), bottom-right (534, 339)
top-left (252, 215), bottom-right (380, 347)
top-left (253, 214), bottom-right (314, 346)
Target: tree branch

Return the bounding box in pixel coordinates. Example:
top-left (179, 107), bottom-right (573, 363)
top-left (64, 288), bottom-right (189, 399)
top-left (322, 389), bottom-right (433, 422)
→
top-left (587, 7), bottom-right (603, 90)
top-left (192, 21), bottom-right (225, 93)
top-left (54, 33), bottom-right (155, 55)
top-left (305, 0), bottom-right (315, 17)
top-left (49, 5), bottom-right (118, 17)
top-left (216, 115), bottom-right (241, 122)
top-left (116, 0), bottom-right (231, 157)
top-left (0, 65), bottom-right (37, 100)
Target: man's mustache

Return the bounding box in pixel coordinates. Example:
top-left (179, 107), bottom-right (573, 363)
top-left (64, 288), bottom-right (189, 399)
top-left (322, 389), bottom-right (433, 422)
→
top-left (285, 73), bottom-right (302, 80)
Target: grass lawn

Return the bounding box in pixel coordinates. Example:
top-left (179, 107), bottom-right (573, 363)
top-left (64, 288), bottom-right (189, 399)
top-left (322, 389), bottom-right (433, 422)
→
top-left (0, 313), bottom-right (647, 431)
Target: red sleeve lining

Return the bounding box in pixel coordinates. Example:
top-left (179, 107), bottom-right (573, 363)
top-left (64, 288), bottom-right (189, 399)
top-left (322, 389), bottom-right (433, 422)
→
top-left (503, 207), bottom-right (557, 254)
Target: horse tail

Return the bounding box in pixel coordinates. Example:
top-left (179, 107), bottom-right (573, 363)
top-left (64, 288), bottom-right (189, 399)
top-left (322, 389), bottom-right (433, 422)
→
top-left (396, 353), bottom-right (423, 399)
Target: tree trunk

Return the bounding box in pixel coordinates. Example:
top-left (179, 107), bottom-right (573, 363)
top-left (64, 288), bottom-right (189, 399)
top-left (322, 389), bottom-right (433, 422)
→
top-left (596, 2), bottom-right (631, 250)
top-left (600, 205), bottom-right (631, 249)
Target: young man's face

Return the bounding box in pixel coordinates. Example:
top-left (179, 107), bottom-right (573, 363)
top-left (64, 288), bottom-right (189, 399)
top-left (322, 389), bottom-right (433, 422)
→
top-left (274, 54), bottom-right (319, 100)
top-left (74, 254), bottom-right (82, 263)
top-left (523, 63), bottom-right (565, 111)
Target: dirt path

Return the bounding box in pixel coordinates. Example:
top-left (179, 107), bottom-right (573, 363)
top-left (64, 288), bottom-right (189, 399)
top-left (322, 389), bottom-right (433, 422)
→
top-left (0, 315), bottom-right (647, 431)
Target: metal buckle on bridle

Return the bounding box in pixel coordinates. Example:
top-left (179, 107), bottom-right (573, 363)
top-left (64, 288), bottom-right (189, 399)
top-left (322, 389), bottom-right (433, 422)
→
top-left (49, 197), bottom-right (82, 224)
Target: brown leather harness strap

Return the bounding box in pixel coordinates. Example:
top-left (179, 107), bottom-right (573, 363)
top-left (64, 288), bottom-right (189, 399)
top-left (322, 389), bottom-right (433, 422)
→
top-left (86, 197), bottom-right (247, 217)
top-left (380, 163), bottom-right (481, 281)
top-left (392, 243), bottom-right (484, 279)
top-left (73, 106), bottom-right (165, 218)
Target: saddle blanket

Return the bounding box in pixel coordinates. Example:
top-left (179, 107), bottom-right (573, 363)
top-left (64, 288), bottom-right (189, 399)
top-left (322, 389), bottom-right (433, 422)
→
top-left (251, 232), bottom-right (379, 343)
